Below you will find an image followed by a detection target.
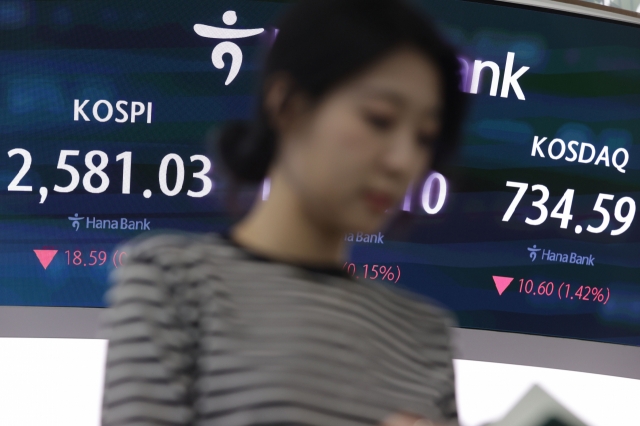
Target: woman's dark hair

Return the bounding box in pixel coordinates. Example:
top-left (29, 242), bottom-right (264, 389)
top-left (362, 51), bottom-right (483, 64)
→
top-left (219, 0), bottom-right (467, 183)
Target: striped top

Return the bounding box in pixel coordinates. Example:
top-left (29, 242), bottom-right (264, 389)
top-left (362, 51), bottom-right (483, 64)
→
top-left (100, 232), bottom-right (458, 426)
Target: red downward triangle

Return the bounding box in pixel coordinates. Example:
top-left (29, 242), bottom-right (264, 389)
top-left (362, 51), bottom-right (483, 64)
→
top-left (34, 250), bottom-right (58, 270)
top-left (492, 276), bottom-right (514, 296)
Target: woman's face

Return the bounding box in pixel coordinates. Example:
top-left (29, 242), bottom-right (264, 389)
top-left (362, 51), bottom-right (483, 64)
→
top-left (274, 47), bottom-right (443, 235)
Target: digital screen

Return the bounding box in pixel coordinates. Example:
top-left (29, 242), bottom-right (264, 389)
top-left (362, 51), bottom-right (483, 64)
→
top-left (1, 0), bottom-right (639, 346)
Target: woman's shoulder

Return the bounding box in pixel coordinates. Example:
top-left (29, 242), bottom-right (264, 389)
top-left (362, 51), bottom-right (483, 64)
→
top-left (107, 231), bottom-right (236, 295)
top-left (117, 230), bottom-right (234, 267)
top-left (104, 231), bottom-right (238, 310)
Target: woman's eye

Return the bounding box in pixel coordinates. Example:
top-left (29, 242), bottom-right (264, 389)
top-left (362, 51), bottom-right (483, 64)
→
top-left (364, 112), bottom-right (395, 130)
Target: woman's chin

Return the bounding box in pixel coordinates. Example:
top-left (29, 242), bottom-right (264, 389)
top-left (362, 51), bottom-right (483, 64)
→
top-left (344, 220), bottom-right (386, 238)
top-left (338, 205), bottom-right (395, 237)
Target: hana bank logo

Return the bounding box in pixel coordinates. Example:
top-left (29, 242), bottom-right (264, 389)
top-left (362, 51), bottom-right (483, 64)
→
top-left (194, 11), bottom-right (265, 85)
top-left (69, 213), bottom-right (84, 231)
top-left (67, 213), bottom-right (151, 231)
top-left (527, 244), bottom-right (595, 266)
top-left (527, 245), bottom-right (541, 261)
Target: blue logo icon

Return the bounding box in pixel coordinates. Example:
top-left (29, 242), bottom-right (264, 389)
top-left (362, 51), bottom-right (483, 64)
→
top-left (527, 245), bottom-right (541, 261)
top-left (68, 213), bottom-right (84, 231)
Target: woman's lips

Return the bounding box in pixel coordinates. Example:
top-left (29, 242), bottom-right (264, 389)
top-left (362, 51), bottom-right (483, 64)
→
top-left (363, 191), bottom-right (394, 213)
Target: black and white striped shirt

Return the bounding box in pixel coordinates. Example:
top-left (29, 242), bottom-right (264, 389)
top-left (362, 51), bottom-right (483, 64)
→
top-left (100, 232), bottom-right (458, 426)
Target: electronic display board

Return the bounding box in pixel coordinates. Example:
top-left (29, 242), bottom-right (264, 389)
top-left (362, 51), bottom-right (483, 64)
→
top-left (0, 0), bottom-right (638, 346)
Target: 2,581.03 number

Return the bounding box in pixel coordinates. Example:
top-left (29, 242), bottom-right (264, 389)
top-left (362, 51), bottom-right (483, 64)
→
top-left (7, 148), bottom-right (212, 198)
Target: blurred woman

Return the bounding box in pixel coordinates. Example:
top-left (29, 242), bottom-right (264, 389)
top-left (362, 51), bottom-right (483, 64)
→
top-left (100, 0), bottom-right (467, 425)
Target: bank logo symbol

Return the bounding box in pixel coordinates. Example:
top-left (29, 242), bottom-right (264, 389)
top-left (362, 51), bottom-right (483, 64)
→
top-left (194, 11), bottom-right (264, 85)
top-left (69, 213), bottom-right (84, 231)
top-left (527, 245), bottom-right (541, 261)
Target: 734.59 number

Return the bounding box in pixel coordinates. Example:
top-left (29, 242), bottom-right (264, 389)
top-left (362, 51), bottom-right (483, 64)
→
top-left (502, 181), bottom-right (636, 236)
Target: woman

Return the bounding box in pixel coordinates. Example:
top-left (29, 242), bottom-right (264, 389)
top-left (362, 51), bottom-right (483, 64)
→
top-left (100, 0), bottom-right (467, 425)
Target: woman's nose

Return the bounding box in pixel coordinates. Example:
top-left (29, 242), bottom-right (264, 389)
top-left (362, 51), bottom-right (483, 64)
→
top-left (381, 127), bottom-right (423, 179)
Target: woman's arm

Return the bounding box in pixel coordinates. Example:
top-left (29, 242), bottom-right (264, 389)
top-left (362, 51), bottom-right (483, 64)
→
top-left (100, 236), bottom-right (197, 426)
top-left (383, 324), bottom-right (458, 426)
top-left (436, 315), bottom-right (459, 425)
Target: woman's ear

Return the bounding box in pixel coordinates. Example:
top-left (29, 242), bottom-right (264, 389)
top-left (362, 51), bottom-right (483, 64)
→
top-left (263, 73), bottom-right (311, 137)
